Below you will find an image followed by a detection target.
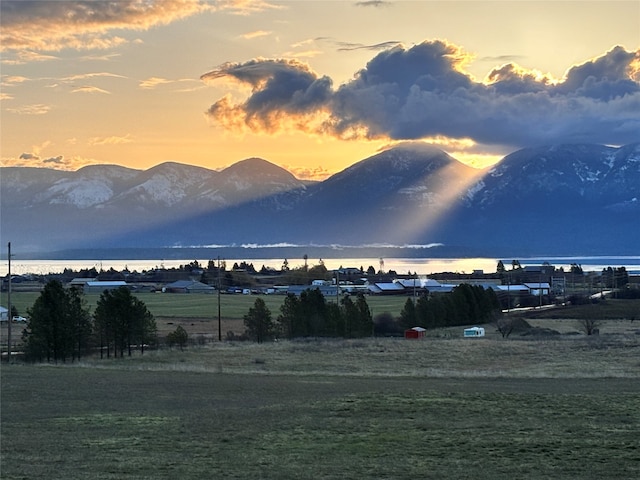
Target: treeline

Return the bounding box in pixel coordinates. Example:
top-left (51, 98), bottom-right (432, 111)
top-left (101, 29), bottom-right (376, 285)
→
top-left (243, 284), bottom-right (501, 342)
top-left (22, 281), bottom-right (156, 363)
top-left (399, 284), bottom-right (501, 330)
top-left (243, 289), bottom-right (373, 342)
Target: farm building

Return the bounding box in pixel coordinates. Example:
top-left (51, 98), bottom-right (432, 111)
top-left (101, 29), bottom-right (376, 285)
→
top-left (84, 281), bottom-right (128, 293)
top-left (0, 306), bottom-right (8, 321)
top-left (404, 326), bottom-right (426, 339)
top-left (523, 282), bottom-right (551, 296)
top-left (367, 282), bottom-right (406, 295)
top-left (463, 327), bottom-right (485, 337)
top-left (164, 280), bottom-right (215, 294)
top-left (286, 285), bottom-right (339, 296)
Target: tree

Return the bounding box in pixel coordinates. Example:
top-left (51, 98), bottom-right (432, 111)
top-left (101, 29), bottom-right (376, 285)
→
top-left (497, 260), bottom-right (506, 273)
top-left (243, 298), bottom-right (274, 343)
top-left (23, 280), bottom-right (91, 363)
top-left (277, 293), bottom-right (300, 338)
top-left (94, 287), bottom-right (157, 357)
top-left (353, 294), bottom-right (373, 337)
top-left (167, 325), bottom-right (188, 350)
top-left (495, 317), bottom-right (515, 338)
top-left (399, 297), bottom-right (417, 329)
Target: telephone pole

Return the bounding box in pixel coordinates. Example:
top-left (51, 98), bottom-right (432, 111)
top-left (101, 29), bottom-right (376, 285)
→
top-left (6, 242), bottom-right (12, 362)
top-left (217, 256), bottom-right (222, 341)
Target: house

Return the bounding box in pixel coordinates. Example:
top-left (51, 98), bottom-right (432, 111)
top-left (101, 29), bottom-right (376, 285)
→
top-left (0, 306), bottom-right (8, 322)
top-left (404, 326), bottom-right (426, 339)
top-left (164, 280), bottom-right (215, 294)
top-left (464, 327), bottom-right (485, 337)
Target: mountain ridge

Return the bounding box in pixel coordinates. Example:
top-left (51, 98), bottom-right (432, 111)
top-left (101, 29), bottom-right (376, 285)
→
top-left (1, 143), bottom-right (638, 255)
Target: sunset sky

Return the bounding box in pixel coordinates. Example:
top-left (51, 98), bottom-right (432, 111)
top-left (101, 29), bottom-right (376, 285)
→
top-left (1, 0), bottom-right (638, 180)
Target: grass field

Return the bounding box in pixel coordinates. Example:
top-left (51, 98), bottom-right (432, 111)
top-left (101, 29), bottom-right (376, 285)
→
top-left (4, 291), bottom-right (412, 321)
top-left (2, 332), bottom-right (640, 479)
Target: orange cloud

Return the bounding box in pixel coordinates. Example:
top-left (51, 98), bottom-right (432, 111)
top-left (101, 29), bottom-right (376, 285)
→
top-left (88, 134), bottom-right (134, 146)
top-left (6, 104), bottom-right (51, 115)
top-left (0, 0), bottom-right (211, 53)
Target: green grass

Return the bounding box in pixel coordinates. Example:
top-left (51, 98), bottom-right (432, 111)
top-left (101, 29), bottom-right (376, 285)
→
top-left (2, 358), bottom-right (639, 480)
top-left (4, 291), bottom-right (411, 321)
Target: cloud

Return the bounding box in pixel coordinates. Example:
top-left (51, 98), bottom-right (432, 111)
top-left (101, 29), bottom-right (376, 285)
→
top-left (216, 0), bottom-right (284, 16)
top-left (336, 41), bottom-right (403, 52)
top-left (6, 152), bottom-right (96, 170)
top-left (284, 164), bottom-right (333, 181)
top-left (0, 0), bottom-right (211, 53)
top-left (3, 75), bottom-right (30, 84)
top-left (7, 104), bottom-right (51, 115)
top-left (1, 51), bottom-right (58, 65)
top-left (240, 30), bottom-right (272, 40)
top-left (202, 41), bottom-right (640, 148)
top-left (71, 86), bottom-right (111, 94)
top-left (201, 59), bottom-right (333, 132)
top-left (139, 77), bottom-right (174, 89)
top-left (43, 155), bottom-right (65, 165)
top-left (355, 1), bottom-right (391, 7)
top-left (62, 72), bottom-right (127, 81)
top-left (88, 134), bottom-right (134, 146)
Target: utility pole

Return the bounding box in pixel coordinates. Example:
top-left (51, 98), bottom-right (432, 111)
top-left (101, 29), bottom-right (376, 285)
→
top-left (6, 242), bottom-right (12, 362)
top-left (217, 256), bottom-right (222, 341)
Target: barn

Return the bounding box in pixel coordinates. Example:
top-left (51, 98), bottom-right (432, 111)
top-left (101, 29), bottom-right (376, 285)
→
top-left (84, 281), bottom-right (128, 294)
top-left (164, 280), bottom-right (215, 294)
top-left (404, 326), bottom-right (426, 339)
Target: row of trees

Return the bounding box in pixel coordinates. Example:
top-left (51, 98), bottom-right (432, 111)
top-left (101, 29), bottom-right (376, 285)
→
top-left (22, 281), bottom-right (156, 363)
top-left (243, 290), bottom-right (373, 342)
top-left (399, 284), bottom-right (501, 330)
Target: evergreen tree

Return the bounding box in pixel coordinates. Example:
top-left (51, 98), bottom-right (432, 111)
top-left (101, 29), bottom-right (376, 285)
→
top-left (244, 298), bottom-right (274, 343)
top-left (277, 293), bottom-right (301, 338)
top-left (23, 281), bottom-right (91, 363)
top-left (353, 294), bottom-right (373, 337)
top-left (167, 325), bottom-right (189, 350)
top-left (94, 287), bottom-right (156, 358)
top-left (399, 297), bottom-right (417, 329)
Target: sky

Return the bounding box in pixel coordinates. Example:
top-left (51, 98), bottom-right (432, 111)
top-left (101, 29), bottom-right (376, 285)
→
top-left (1, 0), bottom-right (639, 180)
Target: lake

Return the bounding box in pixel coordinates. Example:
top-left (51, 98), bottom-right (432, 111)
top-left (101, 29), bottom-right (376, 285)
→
top-left (2, 256), bottom-right (639, 277)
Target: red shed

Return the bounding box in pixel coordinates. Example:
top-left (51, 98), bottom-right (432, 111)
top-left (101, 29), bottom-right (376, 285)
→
top-left (404, 327), bottom-right (426, 339)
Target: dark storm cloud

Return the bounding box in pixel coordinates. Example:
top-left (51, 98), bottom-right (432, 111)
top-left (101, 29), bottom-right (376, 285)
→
top-left (19, 152), bottom-right (40, 160)
top-left (201, 59), bottom-right (332, 130)
top-left (203, 41), bottom-right (640, 147)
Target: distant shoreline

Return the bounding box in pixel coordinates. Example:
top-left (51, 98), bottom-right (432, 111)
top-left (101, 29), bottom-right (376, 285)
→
top-left (3, 245), bottom-right (640, 262)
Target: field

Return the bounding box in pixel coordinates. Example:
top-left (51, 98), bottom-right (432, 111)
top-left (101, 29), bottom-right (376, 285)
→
top-left (2, 291), bottom-right (414, 342)
top-left (2, 293), bottom-right (640, 478)
top-left (2, 329), bottom-right (640, 479)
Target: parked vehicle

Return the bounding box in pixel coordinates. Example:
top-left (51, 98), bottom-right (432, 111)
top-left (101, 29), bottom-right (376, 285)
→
top-left (12, 316), bottom-right (27, 322)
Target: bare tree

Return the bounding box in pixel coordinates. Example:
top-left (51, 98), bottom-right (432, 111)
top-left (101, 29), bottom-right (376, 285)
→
top-left (495, 317), bottom-right (515, 338)
top-left (577, 317), bottom-right (601, 335)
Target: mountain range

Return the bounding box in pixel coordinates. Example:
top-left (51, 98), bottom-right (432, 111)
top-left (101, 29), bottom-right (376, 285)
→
top-left (1, 143), bottom-right (639, 257)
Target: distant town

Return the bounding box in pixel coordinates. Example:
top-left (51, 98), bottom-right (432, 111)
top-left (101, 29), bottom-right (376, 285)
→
top-left (2, 259), bottom-right (638, 316)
